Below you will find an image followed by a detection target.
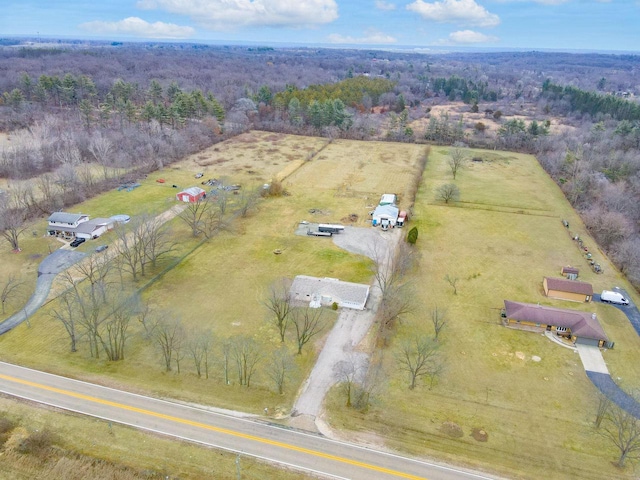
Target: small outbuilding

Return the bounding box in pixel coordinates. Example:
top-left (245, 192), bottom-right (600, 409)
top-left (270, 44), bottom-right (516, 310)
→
top-left (290, 275), bottom-right (370, 310)
top-left (543, 277), bottom-right (593, 303)
top-left (379, 193), bottom-right (397, 206)
top-left (503, 300), bottom-right (609, 347)
top-left (372, 204), bottom-right (399, 227)
top-left (176, 187), bottom-right (206, 203)
top-left (561, 266), bottom-right (579, 280)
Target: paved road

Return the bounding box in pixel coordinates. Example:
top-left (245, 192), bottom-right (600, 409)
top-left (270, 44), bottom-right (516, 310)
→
top-left (0, 362), bottom-right (495, 480)
top-left (0, 249), bottom-right (86, 334)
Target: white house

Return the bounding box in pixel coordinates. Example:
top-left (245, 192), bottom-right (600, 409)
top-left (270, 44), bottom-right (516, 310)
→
top-left (47, 212), bottom-right (89, 236)
top-left (372, 204), bottom-right (399, 227)
top-left (290, 275), bottom-right (370, 310)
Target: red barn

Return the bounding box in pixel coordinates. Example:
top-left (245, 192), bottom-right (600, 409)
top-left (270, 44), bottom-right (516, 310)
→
top-left (176, 187), bottom-right (206, 203)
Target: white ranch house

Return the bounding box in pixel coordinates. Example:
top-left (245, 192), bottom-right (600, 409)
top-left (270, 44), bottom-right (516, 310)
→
top-left (290, 275), bottom-right (370, 310)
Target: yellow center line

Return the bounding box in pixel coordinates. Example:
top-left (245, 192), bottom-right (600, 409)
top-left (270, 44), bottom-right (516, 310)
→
top-left (0, 373), bottom-right (426, 480)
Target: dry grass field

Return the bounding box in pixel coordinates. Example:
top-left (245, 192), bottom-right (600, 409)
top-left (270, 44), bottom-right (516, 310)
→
top-left (3, 132), bottom-right (640, 479)
top-left (326, 146), bottom-right (640, 479)
top-left (0, 132), bottom-right (426, 415)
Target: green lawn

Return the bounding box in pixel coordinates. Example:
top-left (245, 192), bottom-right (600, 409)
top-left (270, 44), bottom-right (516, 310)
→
top-left (326, 147), bottom-right (640, 480)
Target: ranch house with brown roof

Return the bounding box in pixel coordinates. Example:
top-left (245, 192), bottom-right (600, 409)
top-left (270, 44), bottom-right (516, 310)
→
top-left (504, 300), bottom-right (609, 348)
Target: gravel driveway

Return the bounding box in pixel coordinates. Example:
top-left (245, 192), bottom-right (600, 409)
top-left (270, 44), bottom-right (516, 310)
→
top-left (291, 226), bottom-right (402, 421)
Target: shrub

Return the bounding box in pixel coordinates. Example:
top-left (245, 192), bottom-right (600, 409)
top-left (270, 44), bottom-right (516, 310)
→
top-left (407, 226), bottom-right (418, 245)
top-left (331, 302), bottom-right (338, 310)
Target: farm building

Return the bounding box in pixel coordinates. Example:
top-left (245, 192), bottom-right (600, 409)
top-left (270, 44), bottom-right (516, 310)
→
top-left (503, 300), bottom-right (609, 347)
top-left (543, 277), bottom-right (593, 303)
top-left (47, 212), bottom-right (89, 237)
top-left (176, 187), bottom-right (206, 203)
top-left (561, 266), bottom-right (579, 280)
top-left (379, 193), bottom-right (397, 206)
top-left (372, 204), bottom-right (399, 227)
top-left (74, 218), bottom-right (115, 239)
top-left (290, 275), bottom-right (370, 310)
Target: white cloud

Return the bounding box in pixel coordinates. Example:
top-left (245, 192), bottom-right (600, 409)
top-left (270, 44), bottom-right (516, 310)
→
top-left (80, 17), bottom-right (195, 38)
top-left (375, 0), bottom-right (397, 10)
top-left (407, 0), bottom-right (500, 27)
top-left (137, 0), bottom-right (339, 29)
top-left (328, 30), bottom-right (397, 44)
top-left (447, 29), bottom-right (498, 43)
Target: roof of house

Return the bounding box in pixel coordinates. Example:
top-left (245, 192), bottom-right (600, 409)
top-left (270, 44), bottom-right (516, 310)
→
top-left (180, 187), bottom-right (206, 197)
top-left (561, 266), bottom-right (579, 275)
top-left (373, 204), bottom-right (399, 217)
top-left (74, 218), bottom-right (114, 234)
top-left (291, 275), bottom-right (370, 306)
top-left (544, 277), bottom-right (593, 296)
top-left (504, 300), bottom-right (607, 341)
top-left (48, 212), bottom-right (88, 224)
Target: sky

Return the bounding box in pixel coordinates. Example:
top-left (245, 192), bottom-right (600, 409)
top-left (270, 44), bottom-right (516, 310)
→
top-left (2, 0), bottom-right (640, 52)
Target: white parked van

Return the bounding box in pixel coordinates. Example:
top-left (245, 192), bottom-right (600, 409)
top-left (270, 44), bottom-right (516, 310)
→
top-left (601, 290), bottom-right (629, 305)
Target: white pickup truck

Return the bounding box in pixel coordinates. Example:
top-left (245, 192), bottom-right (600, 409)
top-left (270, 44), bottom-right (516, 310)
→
top-left (601, 290), bottom-right (629, 305)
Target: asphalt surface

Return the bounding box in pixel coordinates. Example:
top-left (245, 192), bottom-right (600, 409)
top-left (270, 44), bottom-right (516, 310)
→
top-left (0, 249), bottom-right (86, 335)
top-left (0, 362), bottom-right (496, 480)
top-left (585, 288), bottom-right (640, 418)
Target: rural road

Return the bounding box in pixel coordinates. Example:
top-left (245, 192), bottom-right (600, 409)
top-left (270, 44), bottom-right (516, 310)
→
top-left (0, 361), bottom-right (496, 480)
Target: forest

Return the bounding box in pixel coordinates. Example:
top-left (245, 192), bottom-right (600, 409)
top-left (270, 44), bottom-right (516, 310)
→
top-left (0, 39), bottom-right (639, 287)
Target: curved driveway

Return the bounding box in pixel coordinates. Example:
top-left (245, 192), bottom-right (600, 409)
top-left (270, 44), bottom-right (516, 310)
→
top-left (0, 249), bottom-right (85, 335)
top-left (582, 289), bottom-right (640, 418)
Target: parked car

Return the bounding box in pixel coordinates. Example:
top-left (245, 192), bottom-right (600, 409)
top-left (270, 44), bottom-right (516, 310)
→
top-left (95, 245), bottom-right (108, 253)
top-left (601, 290), bottom-right (629, 305)
top-left (70, 237), bottom-right (86, 248)
top-left (195, 172), bottom-right (203, 178)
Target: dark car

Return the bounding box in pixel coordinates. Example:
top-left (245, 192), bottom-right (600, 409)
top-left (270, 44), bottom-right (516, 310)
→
top-left (95, 245), bottom-right (108, 253)
top-left (70, 237), bottom-right (86, 248)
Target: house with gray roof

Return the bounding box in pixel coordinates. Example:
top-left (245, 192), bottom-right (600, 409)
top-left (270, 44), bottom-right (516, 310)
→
top-left (290, 275), bottom-right (370, 310)
top-left (47, 212), bottom-right (90, 237)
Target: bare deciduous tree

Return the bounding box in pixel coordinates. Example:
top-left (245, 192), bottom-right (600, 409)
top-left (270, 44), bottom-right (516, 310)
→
top-left (436, 183), bottom-right (460, 204)
top-left (187, 327), bottom-right (213, 378)
top-left (431, 305), bottom-right (448, 341)
top-left (230, 335), bottom-right (262, 387)
top-left (263, 278), bottom-right (293, 343)
top-left (445, 274), bottom-right (459, 295)
top-left (178, 198), bottom-right (211, 237)
top-left (1, 273), bottom-right (24, 315)
top-left (50, 290), bottom-right (80, 353)
top-left (599, 402), bottom-right (640, 468)
top-left (595, 392), bottom-right (612, 429)
top-left (448, 144), bottom-right (467, 179)
top-left (291, 307), bottom-right (326, 354)
top-left (0, 200), bottom-right (28, 251)
top-left (153, 315), bottom-right (184, 372)
top-left (267, 346), bottom-right (295, 394)
top-left (396, 335), bottom-right (440, 390)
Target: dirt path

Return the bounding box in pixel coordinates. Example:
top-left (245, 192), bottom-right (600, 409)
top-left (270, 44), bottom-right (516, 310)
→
top-left (290, 226), bottom-right (402, 428)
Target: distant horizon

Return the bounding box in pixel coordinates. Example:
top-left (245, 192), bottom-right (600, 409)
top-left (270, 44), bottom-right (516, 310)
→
top-left (4, 34), bottom-right (640, 57)
top-left (2, 1), bottom-right (639, 53)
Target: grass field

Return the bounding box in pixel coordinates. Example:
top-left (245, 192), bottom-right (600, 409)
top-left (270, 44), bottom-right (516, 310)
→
top-left (3, 133), bottom-right (639, 479)
top-left (0, 133), bottom-right (426, 416)
top-left (325, 147), bottom-right (640, 479)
